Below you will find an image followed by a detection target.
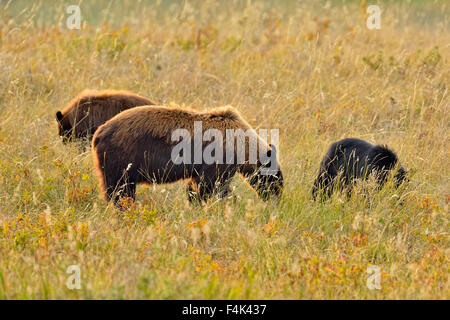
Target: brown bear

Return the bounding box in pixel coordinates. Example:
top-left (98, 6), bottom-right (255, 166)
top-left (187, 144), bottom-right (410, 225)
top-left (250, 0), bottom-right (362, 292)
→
top-left (56, 89), bottom-right (155, 142)
top-left (91, 105), bottom-right (283, 206)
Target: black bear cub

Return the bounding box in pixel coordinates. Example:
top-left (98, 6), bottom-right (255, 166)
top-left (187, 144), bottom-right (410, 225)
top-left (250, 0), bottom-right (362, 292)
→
top-left (312, 138), bottom-right (407, 200)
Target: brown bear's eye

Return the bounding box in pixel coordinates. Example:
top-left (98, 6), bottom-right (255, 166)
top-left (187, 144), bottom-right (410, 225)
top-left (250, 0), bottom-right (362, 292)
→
top-left (59, 124), bottom-right (73, 139)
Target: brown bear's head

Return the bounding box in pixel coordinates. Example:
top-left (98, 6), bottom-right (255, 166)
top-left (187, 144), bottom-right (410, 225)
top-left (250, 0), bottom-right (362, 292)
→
top-left (56, 111), bottom-right (72, 143)
top-left (247, 144), bottom-right (283, 201)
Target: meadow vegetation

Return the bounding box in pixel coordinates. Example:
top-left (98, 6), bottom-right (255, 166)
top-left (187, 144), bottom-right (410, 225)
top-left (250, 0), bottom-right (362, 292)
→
top-left (0, 0), bottom-right (448, 299)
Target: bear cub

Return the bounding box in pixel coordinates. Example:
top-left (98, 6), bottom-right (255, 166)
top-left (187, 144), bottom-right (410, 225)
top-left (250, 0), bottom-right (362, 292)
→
top-left (312, 138), bottom-right (407, 200)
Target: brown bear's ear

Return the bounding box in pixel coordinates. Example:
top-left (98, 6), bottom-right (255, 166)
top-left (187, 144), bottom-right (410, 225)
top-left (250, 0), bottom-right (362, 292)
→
top-left (268, 144), bottom-right (277, 157)
top-left (56, 111), bottom-right (63, 122)
top-left (261, 144), bottom-right (277, 166)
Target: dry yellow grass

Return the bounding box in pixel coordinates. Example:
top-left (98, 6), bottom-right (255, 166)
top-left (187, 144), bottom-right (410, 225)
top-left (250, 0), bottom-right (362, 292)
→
top-left (0, 0), bottom-right (448, 299)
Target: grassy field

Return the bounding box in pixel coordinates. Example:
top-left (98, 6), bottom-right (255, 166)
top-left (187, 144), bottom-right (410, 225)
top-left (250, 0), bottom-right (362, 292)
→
top-left (0, 0), bottom-right (448, 299)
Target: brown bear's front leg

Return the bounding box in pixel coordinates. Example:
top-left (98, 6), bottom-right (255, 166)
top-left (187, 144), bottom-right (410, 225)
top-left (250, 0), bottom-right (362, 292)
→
top-left (186, 177), bottom-right (232, 205)
top-left (186, 180), bottom-right (202, 205)
top-left (186, 178), bottom-right (216, 204)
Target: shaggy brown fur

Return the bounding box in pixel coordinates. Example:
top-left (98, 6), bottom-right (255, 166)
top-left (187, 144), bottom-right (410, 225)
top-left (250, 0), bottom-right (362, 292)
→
top-left (92, 105), bottom-right (283, 205)
top-left (56, 89), bottom-right (155, 142)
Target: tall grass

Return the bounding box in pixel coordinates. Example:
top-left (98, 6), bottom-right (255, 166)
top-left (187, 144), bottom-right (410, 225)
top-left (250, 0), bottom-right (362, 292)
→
top-left (0, 0), bottom-right (448, 299)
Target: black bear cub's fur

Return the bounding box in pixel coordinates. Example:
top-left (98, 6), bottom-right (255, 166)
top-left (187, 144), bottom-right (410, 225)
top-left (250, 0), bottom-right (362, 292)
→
top-left (312, 138), bottom-right (407, 200)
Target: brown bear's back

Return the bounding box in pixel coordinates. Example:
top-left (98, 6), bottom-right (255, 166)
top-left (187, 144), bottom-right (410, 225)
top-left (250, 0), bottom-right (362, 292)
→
top-left (60, 89), bottom-right (155, 139)
top-left (94, 105), bottom-right (252, 145)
